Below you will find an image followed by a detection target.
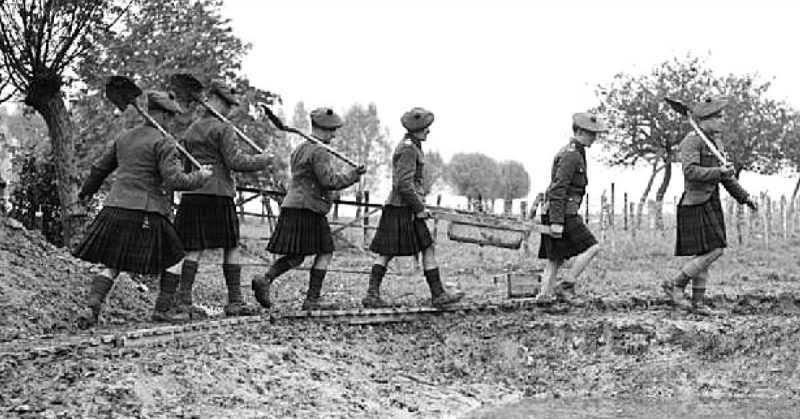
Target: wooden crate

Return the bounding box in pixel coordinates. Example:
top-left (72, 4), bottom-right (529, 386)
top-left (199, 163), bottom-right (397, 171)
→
top-left (447, 222), bottom-right (526, 249)
top-left (494, 270), bottom-right (543, 298)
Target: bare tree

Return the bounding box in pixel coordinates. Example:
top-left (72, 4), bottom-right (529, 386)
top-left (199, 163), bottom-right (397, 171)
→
top-left (0, 0), bottom-right (128, 246)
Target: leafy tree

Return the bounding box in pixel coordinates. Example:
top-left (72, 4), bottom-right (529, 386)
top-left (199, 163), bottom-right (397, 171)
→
top-left (335, 103), bottom-right (392, 199)
top-left (0, 0), bottom-right (128, 246)
top-left (498, 160), bottom-right (530, 201)
top-left (445, 152), bottom-right (500, 208)
top-left (422, 150), bottom-right (445, 196)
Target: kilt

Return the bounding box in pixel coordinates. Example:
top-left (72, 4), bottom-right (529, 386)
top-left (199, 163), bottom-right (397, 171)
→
top-left (175, 194), bottom-right (240, 250)
top-left (74, 206), bottom-right (184, 275)
top-left (538, 214), bottom-right (597, 260)
top-left (675, 192), bottom-right (727, 256)
top-left (369, 205), bottom-right (433, 256)
top-left (267, 208), bottom-right (333, 255)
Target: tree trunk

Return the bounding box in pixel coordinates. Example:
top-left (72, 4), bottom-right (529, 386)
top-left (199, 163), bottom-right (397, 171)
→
top-left (654, 156), bottom-right (673, 230)
top-left (637, 161), bottom-right (663, 228)
top-left (31, 94), bottom-right (86, 249)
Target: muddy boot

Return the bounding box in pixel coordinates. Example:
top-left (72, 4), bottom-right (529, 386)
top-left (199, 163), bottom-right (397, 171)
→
top-left (661, 272), bottom-right (692, 310)
top-left (76, 274), bottom-right (114, 329)
top-left (362, 264), bottom-right (394, 308)
top-left (690, 287), bottom-right (718, 316)
top-left (151, 271), bottom-right (189, 323)
top-left (302, 269), bottom-right (337, 310)
top-left (223, 264), bottom-right (260, 316)
top-left (173, 260), bottom-right (207, 319)
top-left (425, 268), bottom-right (464, 307)
top-left (253, 256), bottom-right (297, 309)
top-left (553, 279), bottom-right (576, 302)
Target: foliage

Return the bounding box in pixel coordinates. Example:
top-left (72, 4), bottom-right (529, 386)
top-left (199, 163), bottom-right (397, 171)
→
top-left (445, 152), bottom-right (501, 201)
top-left (335, 103), bottom-right (392, 195)
top-left (422, 150), bottom-right (446, 196)
top-left (8, 152), bottom-right (62, 245)
top-left (498, 160), bottom-right (530, 201)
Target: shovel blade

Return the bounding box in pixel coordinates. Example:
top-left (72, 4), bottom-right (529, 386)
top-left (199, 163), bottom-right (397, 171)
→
top-left (169, 73), bottom-right (204, 103)
top-left (257, 102), bottom-right (287, 130)
top-left (665, 97), bottom-right (691, 117)
top-left (105, 76), bottom-right (142, 111)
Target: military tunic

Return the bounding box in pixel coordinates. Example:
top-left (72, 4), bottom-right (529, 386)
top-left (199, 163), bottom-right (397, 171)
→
top-left (675, 132), bottom-right (750, 256)
top-left (538, 139), bottom-right (598, 261)
top-left (370, 135), bottom-right (434, 256)
top-left (174, 114), bottom-right (270, 250)
top-left (267, 141), bottom-right (360, 256)
top-left (75, 123), bottom-right (207, 274)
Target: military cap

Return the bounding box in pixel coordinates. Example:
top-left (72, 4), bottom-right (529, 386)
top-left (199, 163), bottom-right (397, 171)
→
top-left (572, 112), bottom-right (607, 133)
top-left (310, 107), bottom-right (344, 129)
top-left (401, 107), bottom-right (434, 132)
top-left (692, 97), bottom-right (728, 119)
top-left (209, 79), bottom-right (240, 106)
top-left (147, 91), bottom-right (184, 114)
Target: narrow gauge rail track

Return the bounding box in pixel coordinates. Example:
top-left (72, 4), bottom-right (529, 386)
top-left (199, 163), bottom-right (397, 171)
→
top-left (1, 298), bottom-right (573, 363)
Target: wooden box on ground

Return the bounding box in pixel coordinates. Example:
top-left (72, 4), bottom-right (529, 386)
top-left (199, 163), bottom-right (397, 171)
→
top-left (494, 270), bottom-right (543, 299)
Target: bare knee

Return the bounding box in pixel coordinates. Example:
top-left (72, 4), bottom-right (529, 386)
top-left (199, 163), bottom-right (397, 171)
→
top-left (285, 255), bottom-right (305, 267)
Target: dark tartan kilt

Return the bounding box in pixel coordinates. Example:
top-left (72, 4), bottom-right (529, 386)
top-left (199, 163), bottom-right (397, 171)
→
top-left (267, 208), bottom-right (333, 256)
top-left (675, 192), bottom-right (727, 256)
top-left (174, 194), bottom-right (240, 250)
top-left (538, 214), bottom-right (598, 261)
top-left (74, 207), bottom-right (184, 275)
top-left (369, 205), bottom-right (434, 256)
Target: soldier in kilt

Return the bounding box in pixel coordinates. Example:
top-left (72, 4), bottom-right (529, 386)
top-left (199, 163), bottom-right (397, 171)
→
top-left (252, 108), bottom-right (365, 310)
top-left (173, 80), bottom-right (271, 318)
top-left (661, 97), bottom-right (757, 316)
top-left (537, 113), bottom-right (606, 303)
top-left (363, 107), bottom-right (464, 308)
top-left (73, 91), bottom-right (212, 328)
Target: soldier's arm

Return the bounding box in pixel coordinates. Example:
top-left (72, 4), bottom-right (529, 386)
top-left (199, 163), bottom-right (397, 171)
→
top-left (219, 124), bottom-right (270, 172)
top-left (394, 145), bottom-right (426, 213)
top-left (79, 141), bottom-right (118, 199)
top-left (156, 140), bottom-right (208, 191)
top-left (721, 175), bottom-right (751, 204)
top-left (311, 148), bottom-right (359, 191)
top-left (547, 153), bottom-right (579, 225)
top-left (681, 136), bottom-right (723, 182)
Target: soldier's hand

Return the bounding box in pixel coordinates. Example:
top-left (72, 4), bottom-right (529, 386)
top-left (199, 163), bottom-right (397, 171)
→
top-left (746, 198), bottom-right (758, 211)
top-left (550, 223), bottom-right (564, 238)
top-left (720, 163), bottom-right (736, 178)
top-left (355, 165), bottom-right (367, 176)
top-left (416, 209), bottom-right (431, 220)
top-left (198, 164), bottom-right (214, 178)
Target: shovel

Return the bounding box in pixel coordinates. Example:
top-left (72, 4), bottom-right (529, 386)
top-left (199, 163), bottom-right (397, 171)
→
top-left (256, 101), bottom-right (359, 168)
top-left (665, 97), bottom-right (728, 166)
top-left (105, 75), bottom-right (203, 169)
top-left (169, 73), bottom-right (268, 155)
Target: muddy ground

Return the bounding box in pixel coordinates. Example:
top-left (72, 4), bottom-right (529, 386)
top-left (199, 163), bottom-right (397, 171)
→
top-left (2, 216), bottom-right (800, 417)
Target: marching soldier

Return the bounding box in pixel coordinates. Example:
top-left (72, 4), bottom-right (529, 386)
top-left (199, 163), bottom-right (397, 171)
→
top-left (173, 80), bottom-right (271, 318)
top-left (362, 107), bottom-right (464, 308)
top-left (74, 91), bottom-right (212, 328)
top-left (662, 97), bottom-right (757, 315)
top-left (537, 113), bottom-right (606, 302)
top-left (252, 107), bottom-right (365, 310)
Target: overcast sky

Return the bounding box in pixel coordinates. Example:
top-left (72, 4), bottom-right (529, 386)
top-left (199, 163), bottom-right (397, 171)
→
top-left (221, 0), bottom-right (800, 205)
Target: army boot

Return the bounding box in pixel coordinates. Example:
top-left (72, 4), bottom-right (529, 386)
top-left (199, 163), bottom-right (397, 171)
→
top-left (661, 272), bottom-right (692, 310)
top-left (223, 264), bottom-right (260, 316)
top-left (690, 287), bottom-right (719, 316)
top-left (253, 256), bottom-right (297, 309)
top-left (425, 268), bottom-right (464, 307)
top-left (362, 264), bottom-right (394, 308)
top-left (76, 274), bottom-right (115, 329)
top-left (302, 269), bottom-right (338, 310)
top-left (174, 260), bottom-right (207, 319)
top-left (151, 271), bottom-right (190, 323)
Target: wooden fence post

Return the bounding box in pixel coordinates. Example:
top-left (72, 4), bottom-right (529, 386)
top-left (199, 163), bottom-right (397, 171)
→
top-left (629, 201), bottom-right (636, 239)
top-left (363, 190), bottom-right (371, 247)
top-left (623, 192), bottom-right (628, 231)
top-left (610, 182), bottom-right (615, 229)
top-left (781, 195), bottom-right (787, 242)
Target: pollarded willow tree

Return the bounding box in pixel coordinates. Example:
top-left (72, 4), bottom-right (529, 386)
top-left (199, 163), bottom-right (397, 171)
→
top-left (0, 0), bottom-right (129, 246)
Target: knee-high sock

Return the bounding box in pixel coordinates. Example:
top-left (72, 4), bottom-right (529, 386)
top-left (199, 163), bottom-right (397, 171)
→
top-left (223, 264), bottom-right (243, 304)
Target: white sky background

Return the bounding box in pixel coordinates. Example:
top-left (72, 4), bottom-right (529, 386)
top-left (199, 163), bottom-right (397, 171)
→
top-left (221, 0), bottom-right (800, 208)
